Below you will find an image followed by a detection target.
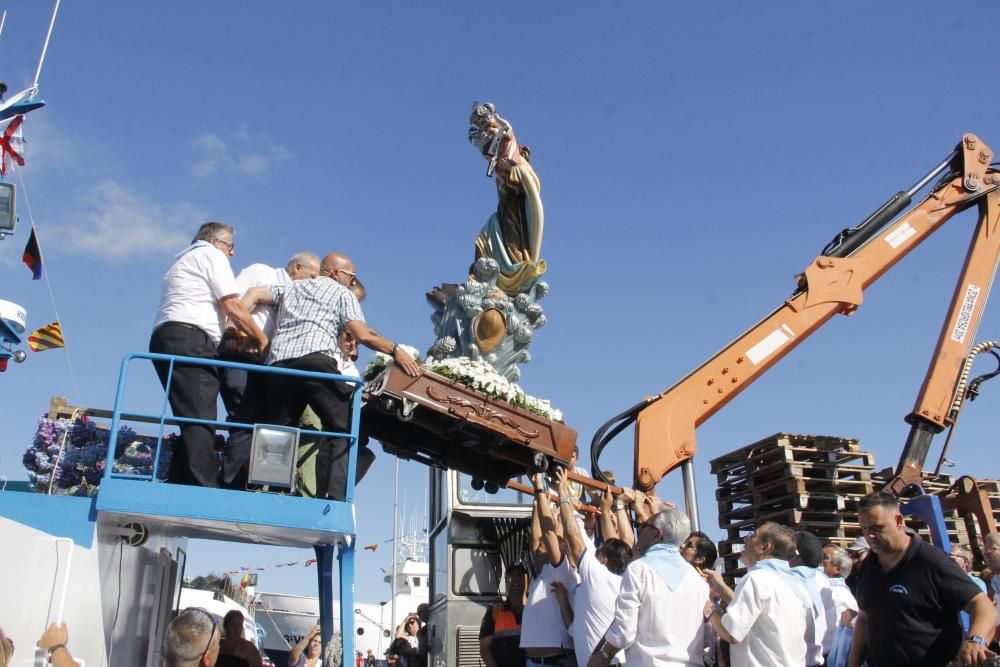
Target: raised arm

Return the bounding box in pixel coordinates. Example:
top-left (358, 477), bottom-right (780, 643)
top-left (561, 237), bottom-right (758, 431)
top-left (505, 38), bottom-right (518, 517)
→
top-left (556, 468), bottom-right (586, 564)
top-left (220, 295), bottom-right (268, 351)
top-left (533, 474), bottom-right (562, 566)
top-left (344, 320), bottom-right (420, 376)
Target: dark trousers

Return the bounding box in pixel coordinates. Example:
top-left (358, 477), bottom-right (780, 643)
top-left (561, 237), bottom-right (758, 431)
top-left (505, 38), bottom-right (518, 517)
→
top-left (220, 364), bottom-right (256, 488)
top-left (264, 352), bottom-right (355, 500)
top-left (149, 322), bottom-right (222, 487)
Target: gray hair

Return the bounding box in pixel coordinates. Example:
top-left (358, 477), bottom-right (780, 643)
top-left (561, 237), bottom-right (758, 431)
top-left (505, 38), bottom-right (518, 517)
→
top-left (651, 508), bottom-right (691, 547)
top-left (287, 251), bottom-right (320, 271)
top-left (826, 545), bottom-right (852, 577)
top-left (163, 609), bottom-right (216, 667)
top-left (986, 532), bottom-right (1000, 548)
top-left (192, 221), bottom-right (234, 243)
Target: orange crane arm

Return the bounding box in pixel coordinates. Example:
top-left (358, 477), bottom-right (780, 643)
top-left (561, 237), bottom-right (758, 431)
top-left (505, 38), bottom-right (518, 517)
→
top-left (590, 134), bottom-right (999, 494)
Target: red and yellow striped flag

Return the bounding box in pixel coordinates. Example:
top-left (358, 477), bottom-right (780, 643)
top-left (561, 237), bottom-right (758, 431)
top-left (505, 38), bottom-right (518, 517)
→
top-left (27, 320), bottom-right (64, 352)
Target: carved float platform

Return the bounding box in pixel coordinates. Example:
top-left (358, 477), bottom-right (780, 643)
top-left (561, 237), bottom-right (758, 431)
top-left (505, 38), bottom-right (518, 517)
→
top-left (362, 365), bottom-right (577, 486)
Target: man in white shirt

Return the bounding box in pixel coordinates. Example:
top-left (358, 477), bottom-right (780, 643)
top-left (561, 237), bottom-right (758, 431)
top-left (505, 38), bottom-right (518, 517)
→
top-left (589, 507), bottom-right (708, 667)
top-left (219, 252), bottom-right (320, 488)
top-left (702, 522), bottom-right (808, 667)
top-left (550, 468), bottom-right (632, 666)
top-left (789, 531), bottom-right (828, 666)
top-left (150, 222), bottom-right (267, 487)
top-left (521, 473), bottom-right (578, 667)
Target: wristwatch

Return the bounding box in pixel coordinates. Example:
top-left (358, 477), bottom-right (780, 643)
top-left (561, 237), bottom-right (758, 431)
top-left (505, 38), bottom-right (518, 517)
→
top-left (600, 642), bottom-right (617, 658)
top-left (966, 635), bottom-right (986, 645)
top-left (46, 644), bottom-right (67, 663)
top-left (703, 605), bottom-right (720, 620)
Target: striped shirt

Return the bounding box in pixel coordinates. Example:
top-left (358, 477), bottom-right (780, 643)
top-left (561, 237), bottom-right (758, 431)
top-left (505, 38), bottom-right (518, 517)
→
top-left (266, 276), bottom-right (364, 366)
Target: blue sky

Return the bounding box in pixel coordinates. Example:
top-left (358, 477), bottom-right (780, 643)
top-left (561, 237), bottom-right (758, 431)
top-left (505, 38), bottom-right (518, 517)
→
top-left (4, 1), bottom-right (1000, 606)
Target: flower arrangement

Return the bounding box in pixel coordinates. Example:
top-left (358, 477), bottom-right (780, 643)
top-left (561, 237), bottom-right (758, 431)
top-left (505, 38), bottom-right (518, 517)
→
top-left (364, 347), bottom-right (563, 422)
top-left (22, 416), bottom-right (175, 496)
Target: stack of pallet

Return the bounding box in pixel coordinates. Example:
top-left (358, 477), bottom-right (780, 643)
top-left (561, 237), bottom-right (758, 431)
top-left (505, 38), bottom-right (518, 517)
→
top-left (712, 432), bottom-right (1000, 581)
top-left (712, 433), bottom-right (876, 581)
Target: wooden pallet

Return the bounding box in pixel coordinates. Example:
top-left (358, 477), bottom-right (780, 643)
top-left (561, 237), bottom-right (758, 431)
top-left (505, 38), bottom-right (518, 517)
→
top-left (716, 474), bottom-right (875, 503)
top-left (719, 492), bottom-right (851, 522)
top-left (717, 460), bottom-right (874, 491)
top-left (710, 432), bottom-right (861, 469)
top-left (713, 447), bottom-right (874, 481)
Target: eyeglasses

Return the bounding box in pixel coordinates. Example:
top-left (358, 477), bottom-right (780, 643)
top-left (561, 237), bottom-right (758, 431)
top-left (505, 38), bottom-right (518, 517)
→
top-left (183, 608), bottom-right (218, 662)
top-left (334, 268), bottom-right (358, 285)
top-left (211, 237), bottom-right (235, 252)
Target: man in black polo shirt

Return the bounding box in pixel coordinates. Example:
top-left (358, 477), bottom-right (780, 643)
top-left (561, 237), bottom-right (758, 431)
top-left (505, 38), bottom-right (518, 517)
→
top-left (847, 492), bottom-right (995, 667)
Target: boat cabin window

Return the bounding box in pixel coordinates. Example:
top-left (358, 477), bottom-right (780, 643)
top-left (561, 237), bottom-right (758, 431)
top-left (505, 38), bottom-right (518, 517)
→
top-left (452, 548), bottom-right (501, 596)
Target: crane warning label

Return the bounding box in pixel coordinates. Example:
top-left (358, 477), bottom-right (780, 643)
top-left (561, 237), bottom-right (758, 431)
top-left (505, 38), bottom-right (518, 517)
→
top-left (746, 325), bottom-right (795, 365)
top-left (951, 283), bottom-right (981, 343)
top-left (885, 222), bottom-right (916, 249)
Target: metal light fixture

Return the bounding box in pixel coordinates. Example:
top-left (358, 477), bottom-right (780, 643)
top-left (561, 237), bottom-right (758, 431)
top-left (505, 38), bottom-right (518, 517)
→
top-left (248, 424), bottom-right (301, 490)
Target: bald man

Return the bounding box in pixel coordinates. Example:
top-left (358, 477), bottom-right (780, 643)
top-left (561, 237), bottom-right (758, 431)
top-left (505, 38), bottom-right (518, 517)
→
top-left (243, 252), bottom-right (419, 500)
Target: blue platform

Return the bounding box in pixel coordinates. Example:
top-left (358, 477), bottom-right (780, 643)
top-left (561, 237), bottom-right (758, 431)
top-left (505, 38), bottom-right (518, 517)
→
top-left (95, 351), bottom-right (363, 663)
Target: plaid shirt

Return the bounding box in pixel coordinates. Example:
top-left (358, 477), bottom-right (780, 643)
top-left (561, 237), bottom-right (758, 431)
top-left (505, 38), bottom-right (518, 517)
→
top-left (266, 276), bottom-right (365, 365)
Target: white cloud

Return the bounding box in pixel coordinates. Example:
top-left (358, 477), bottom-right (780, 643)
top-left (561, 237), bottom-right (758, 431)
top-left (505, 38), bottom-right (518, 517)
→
top-left (49, 179), bottom-right (202, 260)
top-left (191, 130), bottom-right (291, 180)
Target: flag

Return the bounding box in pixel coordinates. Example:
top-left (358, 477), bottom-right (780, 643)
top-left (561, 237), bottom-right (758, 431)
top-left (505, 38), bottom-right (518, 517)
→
top-left (364, 544), bottom-right (378, 552)
top-left (27, 320), bottom-right (63, 352)
top-left (240, 571), bottom-right (249, 588)
top-left (305, 558), bottom-right (317, 567)
top-left (22, 227), bottom-right (42, 280)
top-left (1, 114), bottom-right (24, 176)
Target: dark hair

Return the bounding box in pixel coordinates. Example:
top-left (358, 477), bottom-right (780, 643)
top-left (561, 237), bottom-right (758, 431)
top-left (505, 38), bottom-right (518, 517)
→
top-left (795, 531), bottom-right (824, 568)
top-left (505, 562), bottom-right (528, 578)
top-left (600, 538), bottom-right (633, 575)
top-left (192, 221), bottom-right (233, 243)
top-left (756, 522), bottom-right (797, 561)
top-left (859, 491), bottom-right (900, 514)
top-left (689, 531), bottom-right (718, 569)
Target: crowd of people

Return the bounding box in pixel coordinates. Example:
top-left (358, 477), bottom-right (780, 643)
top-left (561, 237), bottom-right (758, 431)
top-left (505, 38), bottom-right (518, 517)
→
top-left (150, 221), bottom-right (420, 498)
top-left (477, 477), bottom-right (1000, 667)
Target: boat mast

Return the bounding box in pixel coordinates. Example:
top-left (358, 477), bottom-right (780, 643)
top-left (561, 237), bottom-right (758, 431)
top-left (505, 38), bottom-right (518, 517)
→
top-left (390, 457), bottom-right (399, 630)
top-left (31, 0), bottom-right (61, 97)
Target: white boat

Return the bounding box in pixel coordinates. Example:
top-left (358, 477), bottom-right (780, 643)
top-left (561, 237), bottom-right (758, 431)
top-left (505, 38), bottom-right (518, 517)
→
top-left (256, 560), bottom-right (429, 665)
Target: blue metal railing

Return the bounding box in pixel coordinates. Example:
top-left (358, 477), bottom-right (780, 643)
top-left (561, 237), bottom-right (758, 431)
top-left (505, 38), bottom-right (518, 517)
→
top-left (101, 352), bottom-right (364, 502)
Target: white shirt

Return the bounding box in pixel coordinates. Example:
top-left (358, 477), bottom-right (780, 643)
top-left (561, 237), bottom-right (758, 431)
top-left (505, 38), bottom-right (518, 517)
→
top-left (570, 546), bottom-right (622, 666)
top-left (521, 557), bottom-right (578, 650)
top-left (829, 579), bottom-right (858, 628)
top-left (153, 241), bottom-right (240, 343)
top-left (722, 568), bottom-right (807, 667)
top-left (236, 263), bottom-right (289, 337)
top-left (793, 567), bottom-right (827, 665)
top-left (604, 556), bottom-right (707, 666)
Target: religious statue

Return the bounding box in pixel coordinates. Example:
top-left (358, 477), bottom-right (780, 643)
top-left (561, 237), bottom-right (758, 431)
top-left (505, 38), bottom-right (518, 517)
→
top-left (467, 102), bottom-right (546, 295)
top-left (426, 103), bottom-right (550, 382)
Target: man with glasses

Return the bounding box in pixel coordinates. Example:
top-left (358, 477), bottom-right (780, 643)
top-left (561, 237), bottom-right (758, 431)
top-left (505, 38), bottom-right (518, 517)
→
top-left (164, 608), bottom-right (221, 667)
top-left (242, 252), bottom-right (420, 501)
top-left (981, 532), bottom-right (1000, 652)
top-left (701, 522), bottom-right (808, 667)
top-left (151, 222), bottom-right (268, 487)
top-left (219, 251), bottom-right (321, 489)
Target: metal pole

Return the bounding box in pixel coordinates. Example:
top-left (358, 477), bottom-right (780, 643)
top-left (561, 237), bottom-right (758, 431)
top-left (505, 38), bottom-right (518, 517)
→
top-left (681, 459), bottom-right (701, 532)
top-left (390, 458), bottom-right (399, 631)
top-left (32, 0), bottom-right (61, 94)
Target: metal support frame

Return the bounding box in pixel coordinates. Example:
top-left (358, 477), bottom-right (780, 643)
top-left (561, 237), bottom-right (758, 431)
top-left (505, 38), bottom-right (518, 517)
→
top-left (681, 459), bottom-right (701, 531)
top-left (901, 492), bottom-right (952, 554)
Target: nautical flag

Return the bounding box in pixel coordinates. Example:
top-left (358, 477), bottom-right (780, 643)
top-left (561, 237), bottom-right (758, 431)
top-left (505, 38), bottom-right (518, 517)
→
top-left (364, 544), bottom-right (378, 552)
top-left (22, 227), bottom-right (42, 279)
top-left (1, 114), bottom-right (24, 176)
top-left (27, 320), bottom-right (63, 352)
top-left (240, 571), bottom-right (249, 588)
top-left (305, 558), bottom-right (317, 567)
